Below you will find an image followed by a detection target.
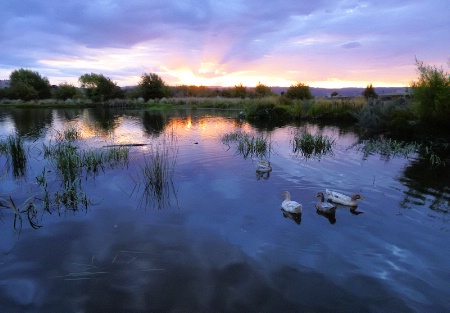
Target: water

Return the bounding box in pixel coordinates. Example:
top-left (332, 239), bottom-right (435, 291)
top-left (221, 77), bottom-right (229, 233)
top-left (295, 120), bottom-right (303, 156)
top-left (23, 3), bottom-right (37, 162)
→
top-left (0, 107), bottom-right (449, 312)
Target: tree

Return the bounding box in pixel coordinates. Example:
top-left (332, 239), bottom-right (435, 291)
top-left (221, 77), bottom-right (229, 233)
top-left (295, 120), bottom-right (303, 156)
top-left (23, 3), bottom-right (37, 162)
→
top-left (8, 82), bottom-right (38, 100)
top-left (79, 73), bottom-right (123, 102)
top-left (53, 83), bottom-right (81, 100)
top-left (362, 84), bottom-right (378, 99)
top-left (255, 82), bottom-right (272, 97)
top-left (139, 73), bottom-right (169, 100)
top-left (9, 68), bottom-right (51, 100)
top-left (233, 83), bottom-right (247, 98)
top-left (411, 58), bottom-right (450, 126)
top-left (285, 82), bottom-right (313, 100)
top-left (331, 91), bottom-right (339, 97)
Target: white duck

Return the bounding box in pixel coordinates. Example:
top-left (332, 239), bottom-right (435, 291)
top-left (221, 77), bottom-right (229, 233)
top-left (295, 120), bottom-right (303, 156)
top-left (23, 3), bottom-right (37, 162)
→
top-left (326, 189), bottom-right (365, 207)
top-left (315, 192), bottom-right (337, 213)
top-left (281, 191), bottom-right (302, 214)
top-left (256, 160), bottom-right (272, 173)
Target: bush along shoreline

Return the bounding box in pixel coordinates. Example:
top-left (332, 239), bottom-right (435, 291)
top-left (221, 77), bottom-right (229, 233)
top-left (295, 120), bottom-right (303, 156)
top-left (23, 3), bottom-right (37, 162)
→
top-left (1, 59), bottom-right (448, 164)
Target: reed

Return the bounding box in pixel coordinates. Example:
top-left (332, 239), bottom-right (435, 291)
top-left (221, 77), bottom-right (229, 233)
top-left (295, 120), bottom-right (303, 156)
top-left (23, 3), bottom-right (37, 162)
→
top-left (356, 138), bottom-right (448, 166)
top-left (53, 141), bottom-right (81, 184)
top-left (292, 130), bottom-right (335, 159)
top-left (44, 127), bottom-right (130, 179)
top-left (103, 146), bottom-right (129, 167)
top-left (35, 167), bottom-right (51, 212)
top-left (358, 138), bottom-right (419, 159)
top-left (82, 149), bottom-right (105, 175)
top-left (55, 126), bottom-right (81, 142)
top-left (54, 178), bottom-right (89, 212)
top-left (139, 134), bottom-right (177, 209)
top-left (0, 140), bottom-right (7, 154)
top-left (0, 135), bottom-right (27, 177)
top-left (221, 131), bottom-right (272, 159)
top-left (0, 195), bottom-right (40, 230)
top-left (308, 97), bottom-right (365, 121)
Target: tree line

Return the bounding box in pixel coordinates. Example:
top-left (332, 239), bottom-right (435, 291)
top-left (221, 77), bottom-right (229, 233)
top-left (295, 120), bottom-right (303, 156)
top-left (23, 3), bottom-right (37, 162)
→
top-left (0, 69), bottom-right (317, 102)
top-left (0, 68), bottom-right (383, 102)
top-left (0, 59), bottom-right (448, 128)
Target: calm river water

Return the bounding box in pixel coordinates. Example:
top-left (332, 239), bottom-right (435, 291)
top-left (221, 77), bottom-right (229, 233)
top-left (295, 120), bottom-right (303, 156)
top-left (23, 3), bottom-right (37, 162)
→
top-left (0, 107), bottom-right (449, 312)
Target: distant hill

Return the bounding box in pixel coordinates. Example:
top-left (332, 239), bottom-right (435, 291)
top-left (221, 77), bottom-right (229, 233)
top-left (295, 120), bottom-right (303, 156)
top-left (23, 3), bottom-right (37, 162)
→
top-left (201, 85), bottom-right (409, 97)
top-left (270, 86), bottom-right (409, 97)
top-left (0, 80), bottom-right (10, 88)
top-left (121, 85), bottom-right (410, 98)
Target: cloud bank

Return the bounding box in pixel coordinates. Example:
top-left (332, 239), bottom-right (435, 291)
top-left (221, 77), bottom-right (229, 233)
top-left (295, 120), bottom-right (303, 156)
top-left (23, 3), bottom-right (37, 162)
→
top-left (0, 0), bottom-right (449, 87)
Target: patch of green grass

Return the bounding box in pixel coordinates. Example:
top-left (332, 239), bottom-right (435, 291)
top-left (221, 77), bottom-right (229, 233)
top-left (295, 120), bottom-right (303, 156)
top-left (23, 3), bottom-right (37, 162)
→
top-left (308, 98), bottom-right (365, 121)
top-left (0, 135), bottom-right (27, 178)
top-left (54, 177), bottom-right (90, 212)
top-left (358, 138), bottom-right (419, 159)
top-left (292, 130), bottom-right (335, 160)
top-left (221, 131), bottom-right (272, 159)
top-left (356, 138), bottom-right (447, 166)
top-left (139, 134), bottom-right (178, 210)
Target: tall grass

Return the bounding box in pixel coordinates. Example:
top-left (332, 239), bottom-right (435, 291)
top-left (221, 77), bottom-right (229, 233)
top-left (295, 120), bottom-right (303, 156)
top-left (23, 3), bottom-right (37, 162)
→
top-left (308, 97), bottom-right (366, 121)
top-left (292, 130), bottom-right (335, 159)
top-left (38, 127), bottom-right (130, 213)
top-left (357, 138), bottom-right (419, 160)
top-left (139, 134), bottom-right (178, 209)
top-left (0, 135), bottom-right (27, 178)
top-left (221, 131), bottom-right (272, 159)
top-left (60, 126), bottom-right (81, 141)
top-left (0, 195), bottom-right (40, 230)
top-left (356, 138), bottom-right (446, 166)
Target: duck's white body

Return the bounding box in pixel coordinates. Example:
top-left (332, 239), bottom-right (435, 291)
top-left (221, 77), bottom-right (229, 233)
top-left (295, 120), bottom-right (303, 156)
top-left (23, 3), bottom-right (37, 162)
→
top-left (256, 160), bottom-right (272, 173)
top-left (316, 192), bottom-right (336, 213)
top-left (325, 189), bottom-right (364, 207)
top-left (281, 191), bottom-right (302, 214)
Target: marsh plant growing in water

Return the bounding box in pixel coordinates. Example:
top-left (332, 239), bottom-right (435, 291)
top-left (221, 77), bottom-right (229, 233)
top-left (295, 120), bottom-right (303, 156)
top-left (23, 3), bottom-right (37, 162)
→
top-left (139, 133), bottom-right (178, 210)
top-left (0, 135), bottom-right (27, 178)
top-left (292, 130), bottom-right (335, 160)
top-left (357, 138), bottom-right (447, 166)
top-left (357, 139), bottom-right (419, 160)
top-left (221, 131), bottom-right (272, 159)
top-left (1, 126), bottom-right (131, 231)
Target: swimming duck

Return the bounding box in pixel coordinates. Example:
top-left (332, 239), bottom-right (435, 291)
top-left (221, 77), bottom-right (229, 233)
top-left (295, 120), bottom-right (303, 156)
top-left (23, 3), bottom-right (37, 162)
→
top-left (256, 160), bottom-right (272, 173)
top-left (315, 192), bottom-right (337, 213)
top-left (281, 191), bottom-right (302, 214)
top-left (325, 189), bottom-right (365, 207)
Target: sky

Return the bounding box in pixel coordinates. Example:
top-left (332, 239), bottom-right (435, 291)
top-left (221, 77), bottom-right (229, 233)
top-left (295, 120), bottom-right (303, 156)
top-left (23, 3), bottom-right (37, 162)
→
top-left (0, 0), bottom-right (449, 88)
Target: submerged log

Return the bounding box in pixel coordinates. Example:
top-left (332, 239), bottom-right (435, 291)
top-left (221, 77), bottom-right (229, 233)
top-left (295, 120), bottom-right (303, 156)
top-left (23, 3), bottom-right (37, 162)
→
top-left (103, 143), bottom-right (150, 147)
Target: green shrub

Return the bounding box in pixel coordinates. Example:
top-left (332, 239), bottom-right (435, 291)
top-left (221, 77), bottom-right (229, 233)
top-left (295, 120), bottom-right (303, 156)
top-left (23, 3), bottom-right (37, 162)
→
top-left (362, 84), bottom-right (378, 99)
top-left (411, 59), bottom-right (450, 129)
top-left (387, 108), bottom-right (416, 138)
top-left (285, 82), bottom-right (313, 100)
top-left (308, 98), bottom-right (362, 121)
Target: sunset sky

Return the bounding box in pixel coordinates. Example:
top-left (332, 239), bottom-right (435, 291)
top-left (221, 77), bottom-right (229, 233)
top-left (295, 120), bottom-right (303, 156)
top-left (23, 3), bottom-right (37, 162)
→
top-left (1, 0), bottom-right (449, 88)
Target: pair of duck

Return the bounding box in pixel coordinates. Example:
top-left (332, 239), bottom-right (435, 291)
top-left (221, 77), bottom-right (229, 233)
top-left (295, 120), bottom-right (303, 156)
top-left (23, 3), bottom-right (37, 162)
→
top-left (281, 190), bottom-right (365, 214)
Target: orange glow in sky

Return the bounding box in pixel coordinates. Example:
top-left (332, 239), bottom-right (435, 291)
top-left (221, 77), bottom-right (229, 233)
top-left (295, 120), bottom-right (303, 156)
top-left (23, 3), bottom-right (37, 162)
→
top-left (3, 2), bottom-right (448, 89)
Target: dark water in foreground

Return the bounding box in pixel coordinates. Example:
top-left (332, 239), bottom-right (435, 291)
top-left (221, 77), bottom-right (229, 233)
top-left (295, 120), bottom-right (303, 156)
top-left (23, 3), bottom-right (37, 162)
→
top-left (0, 108), bottom-right (449, 312)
